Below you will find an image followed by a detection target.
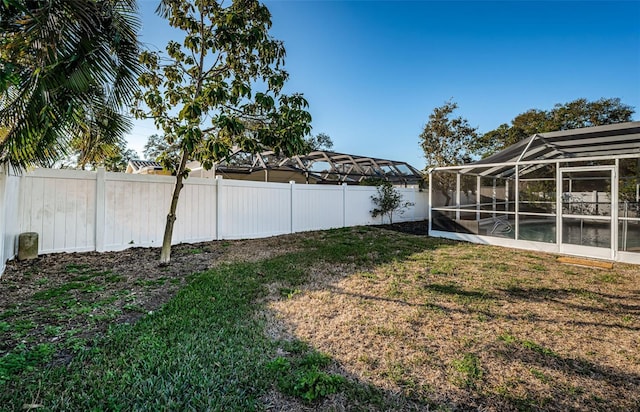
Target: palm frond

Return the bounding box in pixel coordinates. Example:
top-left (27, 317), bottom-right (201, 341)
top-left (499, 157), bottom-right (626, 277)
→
top-left (0, 0), bottom-right (143, 171)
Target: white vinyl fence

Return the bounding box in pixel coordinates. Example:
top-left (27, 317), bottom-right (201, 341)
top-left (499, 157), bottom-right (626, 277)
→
top-left (0, 166), bottom-right (428, 275)
top-left (0, 167), bottom-right (21, 275)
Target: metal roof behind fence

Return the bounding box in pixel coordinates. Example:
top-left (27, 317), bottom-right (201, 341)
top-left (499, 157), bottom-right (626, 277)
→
top-left (217, 150), bottom-right (424, 185)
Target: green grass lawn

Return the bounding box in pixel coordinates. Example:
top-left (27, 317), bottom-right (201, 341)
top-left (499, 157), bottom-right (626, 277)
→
top-left (1, 226), bottom-right (638, 411)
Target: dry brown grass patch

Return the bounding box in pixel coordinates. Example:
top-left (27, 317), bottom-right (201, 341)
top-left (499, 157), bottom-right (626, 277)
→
top-left (266, 242), bottom-right (640, 410)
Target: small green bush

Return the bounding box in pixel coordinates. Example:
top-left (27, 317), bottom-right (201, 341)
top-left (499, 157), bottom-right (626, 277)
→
top-left (293, 369), bottom-right (345, 403)
top-left (267, 349), bottom-right (345, 403)
top-left (370, 182), bottom-right (414, 224)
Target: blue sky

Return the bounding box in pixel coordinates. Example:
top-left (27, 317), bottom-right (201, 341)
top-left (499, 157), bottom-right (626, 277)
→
top-left (130, 0), bottom-right (640, 169)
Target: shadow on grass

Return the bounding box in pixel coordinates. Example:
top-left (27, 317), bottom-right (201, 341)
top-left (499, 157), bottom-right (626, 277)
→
top-left (425, 283), bottom-right (494, 300)
top-left (486, 337), bottom-right (640, 411)
top-left (324, 284), bottom-right (450, 312)
top-left (498, 286), bottom-right (640, 330)
top-left (326, 283), bottom-right (640, 334)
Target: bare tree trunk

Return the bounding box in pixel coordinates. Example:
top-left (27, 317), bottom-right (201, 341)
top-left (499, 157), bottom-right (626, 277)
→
top-left (442, 191), bottom-right (451, 207)
top-left (159, 149), bottom-right (189, 264)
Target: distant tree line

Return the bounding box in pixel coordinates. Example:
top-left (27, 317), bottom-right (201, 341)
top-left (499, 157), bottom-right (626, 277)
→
top-left (471, 97), bottom-right (635, 158)
top-left (421, 97), bottom-right (635, 171)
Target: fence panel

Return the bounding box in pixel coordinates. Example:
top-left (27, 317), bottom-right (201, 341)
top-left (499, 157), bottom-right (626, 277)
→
top-left (346, 186), bottom-right (428, 225)
top-left (344, 186), bottom-right (378, 226)
top-left (218, 179), bottom-right (291, 239)
top-left (18, 169), bottom-right (97, 254)
top-left (173, 177), bottom-right (217, 243)
top-left (4, 172), bottom-right (20, 261)
top-left (394, 188), bottom-right (422, 223)
top-left (413, 190), bottom-right (429, 221)
top-left (0, 170), bottom-right (6, 274)
top-left (103, 173), bottom-right (174, 250)
top-left (292, 184), bottom-right (344, 232)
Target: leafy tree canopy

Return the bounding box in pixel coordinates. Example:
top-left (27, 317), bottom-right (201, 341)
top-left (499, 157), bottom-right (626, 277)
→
top-left (473, 97), bottom-right (635, 158)
top-left (304, 132), bottom-right (333, 152)
top-left (134, 0), bottom-right (312, 263)
top-left (101, 142), bottom-right (138, 173)
top-left (63, 138), bottom-right (137, 172)
top-left (144, 134), bottom-right (170, 162)
top-left (134, 0), bottom-right (312, 173)
top-left (420, 99), bottom-right (478, 170)
top-left (420, 100), bottom-right (478, 206)
top-left (143, 133), bottom-right (182, 173)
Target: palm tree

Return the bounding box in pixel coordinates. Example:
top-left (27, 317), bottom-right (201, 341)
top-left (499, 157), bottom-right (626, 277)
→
top-left (0, 0), bottom-right (142, 170)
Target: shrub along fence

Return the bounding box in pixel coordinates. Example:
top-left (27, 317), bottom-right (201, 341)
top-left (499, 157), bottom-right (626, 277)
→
top-left (0, 166), bottom-right (428, 275)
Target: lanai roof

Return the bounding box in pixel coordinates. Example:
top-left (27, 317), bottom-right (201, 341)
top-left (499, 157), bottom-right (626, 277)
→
top-left (433, 121), bottom-right (640, 178)
top-left (217, 149), bottom-right (423, 185)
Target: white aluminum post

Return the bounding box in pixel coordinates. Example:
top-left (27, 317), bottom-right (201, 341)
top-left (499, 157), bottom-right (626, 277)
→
top-left (492, 178), bottom-right (497, 218)
top-left (556, 162), bottom-right (562, 246)
top-left (95, 167), bottom-right (106, 252)
top-left (476, 176), bottom-right (481, 221)
top-left (612, 160), bottom-right (619, 260)
top-left (215, 176), bottom-right (223, 240)
top-left (456, 173), bottom-right (461, 221)
top-left (505, 179), bottom-right (510, 218)
top-left (428, 171), bottom-right (433, 234)
top-left (290, 181), bottom-right (295, 233)
top-left (342, 183), bottom-right (347, 227)
top-left (514, 165), bottom-right (519, 240)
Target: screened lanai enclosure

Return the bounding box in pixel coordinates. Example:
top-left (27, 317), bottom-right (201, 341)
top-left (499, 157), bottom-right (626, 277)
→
top-left (428, 122), bottom-right (640, 264)
top-left (190, 150), bottom-right (423, 186)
